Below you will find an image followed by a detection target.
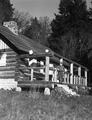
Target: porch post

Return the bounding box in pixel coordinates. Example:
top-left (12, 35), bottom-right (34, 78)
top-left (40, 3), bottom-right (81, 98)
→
top-left (44, 49), bottom-right (51, 95)
top-left (31, 68), bottom-right (34, 81)
top-left (45, 49), bottom-right (50, 81)
top-left (54, 68), bottom-right (58, 82)
top-left (85, 70), bottom-right (87, 86)
top-left (78, 67), bottom-right (81, 85)
top-left (70, 63), bottom-right (73, 84)
top-left (29, 50), bottom-right (34, 81)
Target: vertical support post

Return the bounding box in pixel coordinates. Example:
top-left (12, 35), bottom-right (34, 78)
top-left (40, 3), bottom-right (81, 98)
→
top-left (73, 76), bottom-right (76, 84)
top-left (45, 56), bottom-right (50, 81)
top-left (67, 73), bottom-right (69, 84)
top-left (59, 58), bottom-right (64, 83)
top-left (64, 68), bottom-right (68, 83)
top-left (70, 63), bottom-right (73, 84)
top-left (85, 70), bottom-right (87, 86)
top-left (40, 61), bottom-right (44, 74)
top-left (31, 68), bottom-right (34, 81)
top-left (78, 67), bottom-right (81, 85)
top-left (54, 68), bottom-right (58, 82)
top-left (29, 49), bottom-right (34, 81)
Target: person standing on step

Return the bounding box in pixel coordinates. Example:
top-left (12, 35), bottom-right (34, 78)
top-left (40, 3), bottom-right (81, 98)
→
top-left (57, 59), bottom-right (65, 83)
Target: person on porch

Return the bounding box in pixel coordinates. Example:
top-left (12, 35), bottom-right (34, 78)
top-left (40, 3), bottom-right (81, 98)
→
top-left (57, 59), bottom-right (65, 83)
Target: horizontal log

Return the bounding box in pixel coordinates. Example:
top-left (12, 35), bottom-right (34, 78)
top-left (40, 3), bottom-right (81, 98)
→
top-left (18, 53), bottom-right (53, 59)
top-left (0, 66), bottom-right (15, 71)
top-left (28, 66), bottom-right (45, 69)
top-left (18, 80), bottom-right (87, 88)
top-left (0, 76), bottom-right (15, 79)
top-left (7, 62), bottom-right (17, 66)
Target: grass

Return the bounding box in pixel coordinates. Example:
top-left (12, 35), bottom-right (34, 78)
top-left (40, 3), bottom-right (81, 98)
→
top-left (0, 88), bottom-right (92, 120)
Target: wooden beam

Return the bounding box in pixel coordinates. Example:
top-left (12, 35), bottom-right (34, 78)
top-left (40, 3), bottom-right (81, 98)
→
top-left (78, 67), bottom-right (81, 85)
top-left (54, 68), bottom-right (58, 82)
top-left (66, 72), bottom-right (70, 84)
top-left (70, 63), bottom-right (73, 84)
top-left (19, 53), bottom-right (52, 59)
top-left (18, 80), bottom-right (88, 88)
top-left (31, 68), bottom-right (34, 81)
top-left (85, 70), bottom-right (87, 86)
top-left (45, 56), bottom-right (50, 81)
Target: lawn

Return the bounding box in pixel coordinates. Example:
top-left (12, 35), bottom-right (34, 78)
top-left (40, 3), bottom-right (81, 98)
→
top-left (0, 88), bottom-right (92, 120)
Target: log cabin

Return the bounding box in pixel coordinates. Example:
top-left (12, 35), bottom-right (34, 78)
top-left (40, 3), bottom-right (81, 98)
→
top-left (0, 21), bottom-right (88, 91)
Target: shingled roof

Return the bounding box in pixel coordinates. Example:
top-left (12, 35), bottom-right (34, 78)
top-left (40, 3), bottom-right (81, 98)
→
top-left (0, 25), bottom-right (54, 55)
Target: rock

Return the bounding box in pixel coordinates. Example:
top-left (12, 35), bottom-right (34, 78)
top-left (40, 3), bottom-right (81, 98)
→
top-left (16, 87), bottom-right (21, 92)
top-left (44, 87), bottom-right (50, 95)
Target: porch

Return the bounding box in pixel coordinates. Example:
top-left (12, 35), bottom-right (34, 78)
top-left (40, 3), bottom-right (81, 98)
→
top-left (17, 49), bottom-right (88, 89)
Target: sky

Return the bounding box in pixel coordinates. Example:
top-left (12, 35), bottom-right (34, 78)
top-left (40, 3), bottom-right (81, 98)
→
top-left (11, 0), bottom-right (60, 19)
top-left (11, 0), bottom-right (92, 20)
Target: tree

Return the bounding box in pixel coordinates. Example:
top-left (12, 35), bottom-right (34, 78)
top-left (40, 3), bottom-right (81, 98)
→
top-left (0, 0), bottom-right (14, 24)
top-left (23, 17), bottom-right (51, 46)
top-left (13, 10), bottom-right (51, 46)
top-left (13, 10), bottom-right (33, 33)
top-left (48, 0), bottom-right (92, 63)
top-left (39, 16), bottom-right (51, 46)
top-left (24, 17), bottom-right (41, 42)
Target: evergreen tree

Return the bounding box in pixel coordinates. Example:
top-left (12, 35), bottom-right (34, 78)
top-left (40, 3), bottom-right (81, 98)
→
top-left (39, 16), bottom-right (51, 46)
top-left (0, 0), bottom-right (14, 24)
top-left (48, 0), bottom-right (92, 63)
top-left (24, 17), bottom-right (41, 42)
top-left (23, 17), bottom-right (51, 45)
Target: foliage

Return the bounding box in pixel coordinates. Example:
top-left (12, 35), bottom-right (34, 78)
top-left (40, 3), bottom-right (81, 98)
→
top-left (13, 10), bottom-right (51, 46)
top-left (48, 0), bottom-right (92, 63)
top-left (0, 0), bottom-right (14, 24)
top-left (39, 17), bottom-right (52, 46)
top-left (24, 17), bottom-right (41, 42)
top-left (23, 16), bottom-right (51, 46)
top-left (13, 10), bottom-right (33, 33)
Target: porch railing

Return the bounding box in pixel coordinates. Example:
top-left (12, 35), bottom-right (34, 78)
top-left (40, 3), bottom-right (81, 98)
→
top-left (18, 65), bottom-right (87, 87)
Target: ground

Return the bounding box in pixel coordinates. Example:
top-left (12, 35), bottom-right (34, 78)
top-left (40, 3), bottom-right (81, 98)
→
top-left (0, 88), bottom-right (92, 120)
